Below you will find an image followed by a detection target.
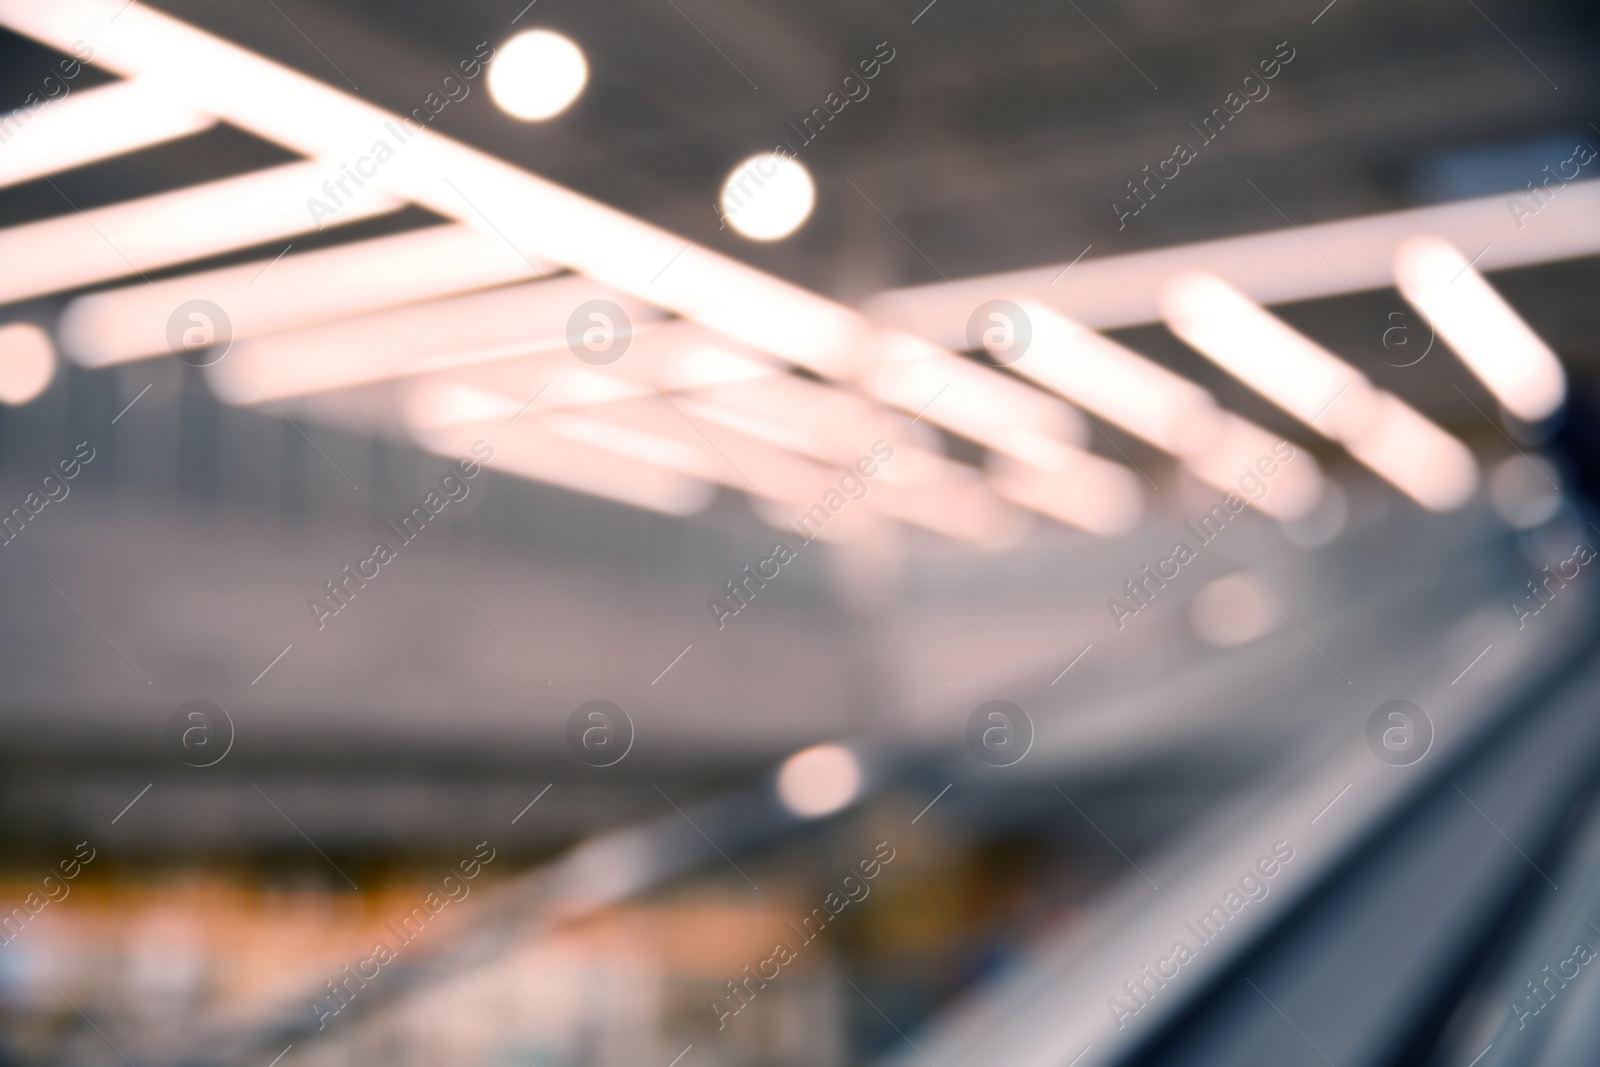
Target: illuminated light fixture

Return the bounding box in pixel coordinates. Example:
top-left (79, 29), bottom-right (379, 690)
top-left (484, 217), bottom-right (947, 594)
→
top-left (0, 80), bottom-right (214, 191)
top-left (0, 323), bottom-right (56, 404)
top-left (1178, 413), bottom-right (1324, 523)
top-left (865, 181), bottom-right (1600, 344)
top-left (208, 276), bottom-right (660, 404)
top-left (413, 421), bottom-right (716, 517)
top-left (1338, 390), bottom-right (1478, 511)
top-left (0, 162), bottom-right (402, 305)
top-left (60, 225), bottom-right (549, 367)
top-left (775, 744), bottom-right (862, 818)
top-left (1487, 454), bottom-right (1562, 529)
top-left (867, 468), bottom-right (1035, 549)
top-left (1190, 573), bottom-right (1280, 648)
top-left (985, 450), bottom-right (1143, 537)
top-left (719, 153), bottom-right (816, 241)
top-left (488, 30), bottom-right (588, 121)
top-left (974, 305), bottom-right (1325, 520)
top-left (866, 331), bottom-right (1090, 460)
top-left (1161, 271), bottom-right (1476, 511)
top-left (1394, 236), bottom-right (1566, 422)
top-left (0, 0), bottom-right (867, 378)
top-left (1006, 299), bottom-right (1226, 456)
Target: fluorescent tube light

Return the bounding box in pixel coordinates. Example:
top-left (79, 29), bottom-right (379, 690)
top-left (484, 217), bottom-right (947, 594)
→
top-left (0, 161), bottom-right (402, 305)
top-left (0, 79), bottom-right (213, 191)
top-left (60, 225), bottom-right (548, 367)
top-left (1394, 235), bottom-right (1566, 422)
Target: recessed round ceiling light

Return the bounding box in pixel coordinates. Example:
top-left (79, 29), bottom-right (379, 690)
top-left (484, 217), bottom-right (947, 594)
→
top-left (0, 323), bottom-right (55, 405)
top-left (719, 153), bottom-right (815, 241)
top-left (488, 30), bottom-right (589, 121)
top-left (775, 743), bottom-right (861, 818)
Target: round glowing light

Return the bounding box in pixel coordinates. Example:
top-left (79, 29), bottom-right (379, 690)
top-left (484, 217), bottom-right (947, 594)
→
top-left (776, 743), bottom-right (861, 818)
top-left (1190, 573), bottom-right (1279, 649)
top-left (719, 153), bottom-right (815, 241)
top-left (1488, 454), bottom-right (1561, 529)
top-left (488, 30), bottom-right (588, 121)
top-left (0, 323), bottom-right (56, 405)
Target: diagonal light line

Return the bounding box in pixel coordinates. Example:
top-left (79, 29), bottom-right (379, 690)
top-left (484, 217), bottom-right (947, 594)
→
top-left (662, 0), bottom-right (758, 89)
top-left (652, 643), bottom-right (693, 685)
top-left (112, 782), bottom-right (152, 825)
top-left (910, 0), bottom-right (941, 24)
top-left (250, 244), bottom-right (294, 285)
top-left (446, 578), bottom-right (551, 683)
top-left (654, 783), bottom-right (759, 889)
top-left (1453, 783), bottom-right (1558, 890)
top-left (1053, 784), bottom-right (1158, 889)
top-left (1463, 0), bottom-right (1559, 90)
top-left (912, 783), bottom-right (952, 824)
top-left (266, 1045), bottom-right (294, 1067)
top-left (511, 381), bottom-right (553, 423)
top-left (1245, 178), bottom-right (1351, 285)
top-left (665, 1044), bottom-right (694, 1067)
top-left (650, 382), bottom-right (759, 489)
top-left (1240, 576), bottom-right (1351, 684)
top-left (1309, 381), bottom-right (1352, 426)
top-left (1244, 978), bottom-right (1338, 1067)
top-left (841, 575), bottom-right (951, 685)
top-left (1050, 243), bottom-right (1094, 285)
top-left (844, 177), bottom-right (951, 283)
top-left (248, 382), bottom-right (361, 491)
top-left (1449, 243), bottom-right (1492, 284)
top-left (44, 576), bottom-right (152, 685)
top-left (652, 243), bottom-right (690, 283)
top-left (43, 177), bottom-right (153, 285)
top-left (253, 783), bottom-right (360, 890)
top-left (110, 383), bottom-right (152, 425)
top-left (1310, 0), bottom-right (1340, 24)
top-left (251, 643), bottom-right (293, 686)
top-left (441, 176), bottom-right (553, 280)
top-left (45, 978), bottom-right (139, 1067)
top-left (511, 0), bottom-right (540, 23)
top-left (1067, 1047), bottom-right (1093, 1067)
top-left (1066, 0), bottom-right (1158, 89)
top-left (1451, 382), bottom-right (1560, 491)
top-left (1451, 644), bottom-right (1492, 686)
top-left (1310, 783), bottom-right (1352, 825)
top-left (1465, 1044), bottom-right (1493, 1067)
top-left (1051, 643), bottom-right (1093, 685)
top-left (1042, 377), bottom-right (1159, 490)
top-left (261, 0), bottom-right (361, 91)
top-left (110, 0), bottom-right (140, 21)
top-left (512, 783), bottom-right (553, 824)
top-left (844, 976), bottom-right (939, 1067)
top-left (444, 978), bottom-right (538, 1067)
top-left (909, 382), bottom-right (951, 424)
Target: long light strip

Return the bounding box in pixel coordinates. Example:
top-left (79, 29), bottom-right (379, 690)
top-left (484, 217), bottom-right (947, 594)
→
top-left (1161, 271), bottom-right (1477, 511)
top-left (866, 331), bottom-right (1091, 461)
top-left (984, 302), bottom-right (1325, 521)
top-left (0, 0), bottom-right (1130, 531)
top-left (0, 0), bottom-right (866, 378)
top-left (0, 79), bottom-right (214, 190)
top-left (985, 451), bottom-right (1144, 537)
top-left (207, 276), bottom-right (662, 404)
top-left (61, 225), bottom-right (547, 367)
top-left (413, 421), bottom-right (717, 518)
top-left (866, 182), bottom-right (1600, 345)
top-left (0, 161), bottom-right (403, 305)
top-left (1394, 236), bottom-right (1566, 422)
top-left (1007, 299), bottom-right (1224, 457)
top-left (407, 378), bottom-right (1033, 545)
